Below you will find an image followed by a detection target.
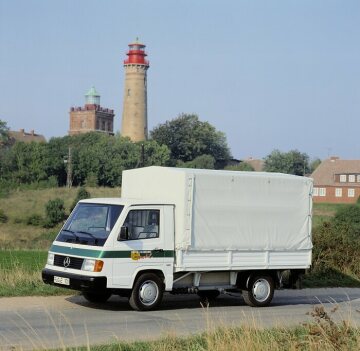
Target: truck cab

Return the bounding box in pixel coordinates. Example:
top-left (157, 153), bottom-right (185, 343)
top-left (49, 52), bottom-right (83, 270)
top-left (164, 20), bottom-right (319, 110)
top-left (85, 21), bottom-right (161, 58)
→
top-left (42, 198), bottom-right (175, 310)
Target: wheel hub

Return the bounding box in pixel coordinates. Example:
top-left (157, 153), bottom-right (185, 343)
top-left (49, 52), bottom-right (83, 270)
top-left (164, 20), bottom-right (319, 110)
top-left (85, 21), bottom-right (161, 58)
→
top-left (139, 280), bottom-right (159, 306)
top-left (252, 279), bottom-right (271, 302)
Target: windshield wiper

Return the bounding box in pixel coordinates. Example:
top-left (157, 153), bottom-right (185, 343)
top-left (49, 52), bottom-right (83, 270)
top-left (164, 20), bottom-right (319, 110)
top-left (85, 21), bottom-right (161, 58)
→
top-left (62, 229), bottom-right (80, 242)
top-left (76, 231), bottom-right (98, 244)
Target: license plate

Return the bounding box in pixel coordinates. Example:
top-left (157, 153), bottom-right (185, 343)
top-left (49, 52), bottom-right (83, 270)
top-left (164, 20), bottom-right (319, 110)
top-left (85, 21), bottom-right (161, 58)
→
top-left (54, 276), bottom-right (70, 286)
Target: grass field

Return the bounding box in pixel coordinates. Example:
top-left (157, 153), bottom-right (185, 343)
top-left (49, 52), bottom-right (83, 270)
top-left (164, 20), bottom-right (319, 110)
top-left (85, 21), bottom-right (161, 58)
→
top-left (312, 202), bottom-right (347, 227)
top-left (0, 250), bottom-right (68, 296)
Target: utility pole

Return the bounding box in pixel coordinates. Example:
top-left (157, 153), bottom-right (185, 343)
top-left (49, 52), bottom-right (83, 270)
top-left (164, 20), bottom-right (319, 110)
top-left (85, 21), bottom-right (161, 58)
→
top-left (141, 143), bottom-right (145, 167)
top-left (65, 146), bottom-right (73, 188)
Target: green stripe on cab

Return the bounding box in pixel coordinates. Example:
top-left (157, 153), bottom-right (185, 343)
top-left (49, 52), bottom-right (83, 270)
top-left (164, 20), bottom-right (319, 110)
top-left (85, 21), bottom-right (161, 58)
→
top-left (50, 244), bottom-right (174, 259)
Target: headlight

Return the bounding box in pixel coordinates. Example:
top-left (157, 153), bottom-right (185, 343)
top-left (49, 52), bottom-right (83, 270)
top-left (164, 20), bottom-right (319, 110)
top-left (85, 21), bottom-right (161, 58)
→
top-left (47, 253), bottom-right (54, 265)
top-left (82, 259), bottom-right (103, 272)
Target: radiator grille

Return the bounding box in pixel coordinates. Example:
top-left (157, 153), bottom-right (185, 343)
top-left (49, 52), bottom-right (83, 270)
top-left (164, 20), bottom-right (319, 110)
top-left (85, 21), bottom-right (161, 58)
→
top-left (54, 255), bottom-right (84, 270)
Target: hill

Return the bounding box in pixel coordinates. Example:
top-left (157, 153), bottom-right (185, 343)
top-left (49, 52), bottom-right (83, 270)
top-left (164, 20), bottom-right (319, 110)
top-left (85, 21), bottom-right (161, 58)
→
top-left (0, 186), bottom-right (120, 249)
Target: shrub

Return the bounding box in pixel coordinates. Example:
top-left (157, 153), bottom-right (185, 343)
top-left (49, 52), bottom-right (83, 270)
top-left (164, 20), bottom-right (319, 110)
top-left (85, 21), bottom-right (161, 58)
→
top-left (26, 214), bottom-right (44, 226)
top-left (0, 209), bottom-right (8, 223)
top-left (13, 217), bottom-right (24, 224)
top-left (44, 198), bottom-right (66, 228)
top-left (225, 162), bottom-right (255, 171)
top-left (177, 155), bottom-right (215, 169)
top-left (70, 187), bottom-right (91, 212)
top-left (310, 206), bottom-right (360, 283)
top-left (333, 204), bottom-right (360, 238)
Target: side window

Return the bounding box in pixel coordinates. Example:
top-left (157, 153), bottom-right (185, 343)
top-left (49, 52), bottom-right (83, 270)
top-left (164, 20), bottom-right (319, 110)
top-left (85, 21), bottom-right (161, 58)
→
top-left (123, 210), bottom-right (160, 240)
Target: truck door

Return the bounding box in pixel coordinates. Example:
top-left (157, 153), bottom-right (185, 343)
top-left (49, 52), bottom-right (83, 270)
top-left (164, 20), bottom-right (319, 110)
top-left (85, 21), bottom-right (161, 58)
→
top-left (112, 205), bottom-right (174, 287)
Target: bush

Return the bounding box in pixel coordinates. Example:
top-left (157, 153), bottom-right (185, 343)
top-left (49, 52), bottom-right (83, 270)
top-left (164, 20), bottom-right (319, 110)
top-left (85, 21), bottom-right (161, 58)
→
top-left (44, 198), bottom-right (66, 228)
top-left (70, 187), bottom-right (91, 212)
top-left (333, 204), bottom-right (360, 238)
top-left (26, 214), bottom-right (44, 226)
top-left (225, 162), bottom-right (255, 171)
top-left (0, 209), bottom-right (8, 223)
top-left (13, 217), bottom-right (24, 224)
top-left (310, 204), bottom-right (360, 285)
top-left (177, 154), bottom-right (215, 169)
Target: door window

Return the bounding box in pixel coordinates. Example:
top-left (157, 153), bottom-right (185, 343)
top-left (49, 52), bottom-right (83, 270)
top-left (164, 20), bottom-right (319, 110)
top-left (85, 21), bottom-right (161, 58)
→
top-left (123, 210), bottom-right (160, 240)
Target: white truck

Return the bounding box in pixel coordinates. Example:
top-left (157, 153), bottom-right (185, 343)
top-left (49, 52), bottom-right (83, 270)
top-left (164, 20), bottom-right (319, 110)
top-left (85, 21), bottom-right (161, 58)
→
top-left (42, 166), bottom-right (313, 311)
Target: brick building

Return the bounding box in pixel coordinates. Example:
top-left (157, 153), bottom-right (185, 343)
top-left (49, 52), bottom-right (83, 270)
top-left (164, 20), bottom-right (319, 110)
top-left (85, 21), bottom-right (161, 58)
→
top-left (69, 87), bottom-right (114, 136)
top-left (8, 129), bottom-right (46, 143)
top-left (311, 157), bottom-right (360, 203)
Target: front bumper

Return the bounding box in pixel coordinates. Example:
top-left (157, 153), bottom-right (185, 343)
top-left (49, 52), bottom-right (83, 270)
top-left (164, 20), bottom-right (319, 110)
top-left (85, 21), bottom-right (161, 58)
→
top-left (42, 268), bottom-right (107, 292)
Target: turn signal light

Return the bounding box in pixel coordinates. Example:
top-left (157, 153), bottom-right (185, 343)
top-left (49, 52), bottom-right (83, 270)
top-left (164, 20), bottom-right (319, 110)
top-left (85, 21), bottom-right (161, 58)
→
top-left (94, 260), bottom-right (104, 272)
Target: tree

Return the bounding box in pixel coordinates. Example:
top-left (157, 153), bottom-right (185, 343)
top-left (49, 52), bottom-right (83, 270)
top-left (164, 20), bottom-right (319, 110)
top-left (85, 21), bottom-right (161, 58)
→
top-left (0, 119), bottom-right (10, 147)
top-left (150, 114), bottom-right (231, 163)
top-left (177, 154), bottom-right (215, 169)
top-left (137, 140), bottom-right (170, 167)
top-left (0, 131), bottom-right (171, 189)
top-left (263, 149), bottom-right (310, 175)
top-left (225, 162), bottom-right (254, 172)
top-left (44, 198), bottom-right (66, 228)
top-left (310, 158), bottom-right (322, 173)
top-left (71, 187), bottom-right (91, 212)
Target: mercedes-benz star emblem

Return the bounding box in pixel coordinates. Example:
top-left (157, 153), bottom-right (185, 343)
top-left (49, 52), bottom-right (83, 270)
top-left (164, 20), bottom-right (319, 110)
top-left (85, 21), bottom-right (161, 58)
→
top-left (63, 256), bottom-right (71, 268)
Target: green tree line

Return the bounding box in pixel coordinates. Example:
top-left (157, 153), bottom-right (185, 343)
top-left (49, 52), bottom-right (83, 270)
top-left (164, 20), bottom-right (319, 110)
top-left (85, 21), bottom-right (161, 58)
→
top-left (0, 114), bottom-right (232, 190)
top-left (0, 114), bottom-right (321, 193)
top-left (0, 132), bottom-right (170, 188)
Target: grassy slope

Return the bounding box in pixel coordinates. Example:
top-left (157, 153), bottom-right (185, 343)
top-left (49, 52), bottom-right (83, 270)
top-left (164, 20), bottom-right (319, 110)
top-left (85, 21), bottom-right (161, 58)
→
top-left (0, 186), bottom-right (120, 249)
top-left (0, 187), bottom-right (120, 296)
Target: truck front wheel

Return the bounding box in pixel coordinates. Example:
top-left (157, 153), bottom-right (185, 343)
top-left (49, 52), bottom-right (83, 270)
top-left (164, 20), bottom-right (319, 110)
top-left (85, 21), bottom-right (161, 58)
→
top-left (129, 273), bottom-right (164, 311)
top-left (242, 275), bottom-right (274, 307)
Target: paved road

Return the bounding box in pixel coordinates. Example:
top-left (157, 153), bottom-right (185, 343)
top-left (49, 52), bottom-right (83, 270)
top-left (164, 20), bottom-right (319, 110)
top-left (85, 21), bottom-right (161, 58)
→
top-left (0, 288), bottom-right (360, 350)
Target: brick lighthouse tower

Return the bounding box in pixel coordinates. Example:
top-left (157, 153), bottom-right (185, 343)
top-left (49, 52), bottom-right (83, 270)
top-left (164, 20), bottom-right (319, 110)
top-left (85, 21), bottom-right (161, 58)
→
top-left (121, 39), bottom-right (149, 141)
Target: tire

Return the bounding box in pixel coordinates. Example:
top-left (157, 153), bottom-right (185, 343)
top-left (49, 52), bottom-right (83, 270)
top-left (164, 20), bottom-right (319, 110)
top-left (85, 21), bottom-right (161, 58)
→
top-left (129, 273), bottom-right (164, 311)
top-left (197, 290), bottom-right (220, 301)
top-left (83, 290), bottom-right (111, 303)
top-left (242, 275), bottom-right (274, 307)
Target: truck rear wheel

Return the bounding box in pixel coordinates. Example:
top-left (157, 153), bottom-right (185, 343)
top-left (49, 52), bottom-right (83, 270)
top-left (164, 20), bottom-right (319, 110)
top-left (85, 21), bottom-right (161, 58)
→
top-left (242, 275), bottom-right (274, 307)
top-left (83, 291), bottom-right (111, 303)
top-left (129, 273), bottom-right (164, 311)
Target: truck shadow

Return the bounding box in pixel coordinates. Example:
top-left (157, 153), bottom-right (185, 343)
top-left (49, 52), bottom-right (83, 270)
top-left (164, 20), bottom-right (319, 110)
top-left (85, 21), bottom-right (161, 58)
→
top-left (65, 288), bottom-right (360, 312)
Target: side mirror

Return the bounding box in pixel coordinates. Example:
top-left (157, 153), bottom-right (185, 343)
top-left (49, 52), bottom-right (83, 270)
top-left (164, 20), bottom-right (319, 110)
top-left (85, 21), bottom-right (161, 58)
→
top-left (118, 226), bottom-right (129, 241)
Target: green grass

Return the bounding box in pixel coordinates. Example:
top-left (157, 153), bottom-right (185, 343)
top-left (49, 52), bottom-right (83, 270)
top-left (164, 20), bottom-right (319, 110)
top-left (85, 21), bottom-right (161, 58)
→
top-left (0, 186), bottom-right (120, 250)
top-left (0, 250), bottom-right (69, 296)
top-left (312, 202), bottom-right (347, 227)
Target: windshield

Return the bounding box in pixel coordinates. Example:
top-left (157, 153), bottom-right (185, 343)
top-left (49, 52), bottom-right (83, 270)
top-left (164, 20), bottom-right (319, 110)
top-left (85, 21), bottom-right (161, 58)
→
top-left (56, 203), bottom-right (123, 246)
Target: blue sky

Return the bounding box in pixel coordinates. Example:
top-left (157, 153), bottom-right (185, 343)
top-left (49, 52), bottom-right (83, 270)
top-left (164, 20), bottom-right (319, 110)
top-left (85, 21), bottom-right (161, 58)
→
top-left (0, 0), bottom-right (359, 160)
